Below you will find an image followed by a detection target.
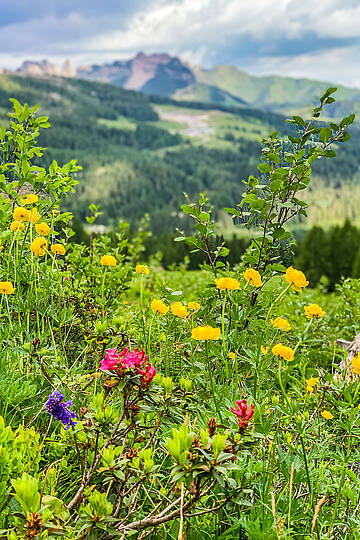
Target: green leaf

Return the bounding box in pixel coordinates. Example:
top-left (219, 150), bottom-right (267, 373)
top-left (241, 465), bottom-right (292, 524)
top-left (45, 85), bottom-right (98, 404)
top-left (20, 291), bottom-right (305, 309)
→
top-left (319, 127), bottom-right (332, 143)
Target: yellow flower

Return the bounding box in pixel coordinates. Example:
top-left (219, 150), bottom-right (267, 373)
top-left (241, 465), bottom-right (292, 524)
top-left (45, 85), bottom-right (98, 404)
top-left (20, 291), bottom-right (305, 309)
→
top-left (228, 352), bottom-right (236, 361)
top-left (10, 221), bottom-right (25, 232)
top-left (306, 377), bottom-right (320, 392)
top-left (35, 222), bottom-right (50, 236)
top-left (151, 299), bottom-right (169, 315)
top-left (321, 410), bottom-right (333, 420)
top-left (136, 264), bottom-right (150, 275)
top-left (51, 244), bottom-right (66, 255)
top-left (30, 236), bottom-right (47, 256)
top-left (272, 343), bottom-right (295, 362)
top-left (171, 302), bottom-right (189, 318)
top-left (215, 277), bottom-right (240, 290)
top-left (123, 300), bottom-right (129, 305)
top-left (352, 353), bottom-right (360, 375)
top-left (0, 281), bottom-right (15, 294)
top-left (21, 194), bottom-right (38, 204)
top-left (101, 255), bottom-right (117, 267)
top-left (284, 266), bottom-right (309, 292)
top-left (304, 304), bottom-right (325, 319)
top-left (244, 268), bottom-right (262, 287)
top-left (29, 208), bottom-right (40, 223)
top-left (188, 301), bottom-right (200, 310)
top-left (261, 346), bottom-right (269, 355)
top-left (191, 325), bottom-right (221, 341)
top-left (13, 207), bottom-right (31, 222)
top-left (0, 240), bottom-right (3, 251)
top-left (272, 317), bottom-right (291, 331)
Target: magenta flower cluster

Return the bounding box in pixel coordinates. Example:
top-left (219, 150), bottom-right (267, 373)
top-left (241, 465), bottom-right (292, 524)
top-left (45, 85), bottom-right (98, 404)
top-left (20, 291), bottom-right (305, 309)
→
top-left (46, 390), bottom-right (77, 430)
top-left (100, 347), bottom-right (156, 387)
top-left (230, 399), bottom-right (254, 431)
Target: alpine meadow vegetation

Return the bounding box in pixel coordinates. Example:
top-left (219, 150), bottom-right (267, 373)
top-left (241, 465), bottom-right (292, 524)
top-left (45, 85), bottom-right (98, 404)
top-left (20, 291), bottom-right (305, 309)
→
top-left (0, 91), bottom-right (360, 539)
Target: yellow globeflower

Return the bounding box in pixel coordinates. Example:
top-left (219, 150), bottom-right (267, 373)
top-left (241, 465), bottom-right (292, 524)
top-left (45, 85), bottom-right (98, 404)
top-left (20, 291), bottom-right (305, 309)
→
top-left (215, 277), bottom-right (240, 290)
top-left (51, 244), bottom-right (66, 255)
top-left (228, 352), bottom-right (236, 361)
top-left (29, 208), bottom-right (40, 224)
top-left (321, 410), bottom-right (334, 420)
top-left (35, 222), bottom-right (50, 236)
top-left (272, 343), bottom-right (295, 362)
top-left (0, 281), bottom-right (15, 294)
top-left (10, 221), bottom-right (25, 232)
top-left (21, 194), bottom-right (38, 204)
top-left (101, 255), bottom-right (117, 267)
top-left (306, 377), bottom-right (320, 393)
top-left (13, 207), bottom-right (31, 222)
top-left (261, 346), bottom-right (269, 355)
top-left (171, 302), bottom-right (189, 319)
top-left (188, 301), bottom-right (200, 310)
top-left (191, 325), bottom-right (221, 341)
top-left (284, 266), bottom-right (309, 292)
top-left (30, 237), bottom-right (47, 256)
top-left (352, 353), bottom-right (360, 375)
top-left (272, 317), bottom-right (291, 331)
top-left (304, 304), bottom-right (325, 319)
top-left (151, 299), bottom-right (169, 315)
top-left (244, 268), bottom-right (262, 287)
top-left (135, 264), bottom-right (150, 275)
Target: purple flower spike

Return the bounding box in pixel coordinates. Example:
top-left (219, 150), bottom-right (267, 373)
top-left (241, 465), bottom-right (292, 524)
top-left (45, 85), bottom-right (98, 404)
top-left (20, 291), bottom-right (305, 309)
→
top-left (46, 390), bottom-right (77, 430)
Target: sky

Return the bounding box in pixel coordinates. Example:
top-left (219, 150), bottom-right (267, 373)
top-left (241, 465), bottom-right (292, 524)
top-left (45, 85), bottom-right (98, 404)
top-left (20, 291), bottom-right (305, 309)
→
top-left (1, 0), bottom-right (360, 87)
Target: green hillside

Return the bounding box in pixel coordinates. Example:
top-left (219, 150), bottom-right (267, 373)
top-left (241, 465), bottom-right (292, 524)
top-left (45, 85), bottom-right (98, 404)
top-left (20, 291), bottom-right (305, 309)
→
top-left (177, 65), bottom-right (360, 118)
top-left (1, 73), bottom-right (359, 234)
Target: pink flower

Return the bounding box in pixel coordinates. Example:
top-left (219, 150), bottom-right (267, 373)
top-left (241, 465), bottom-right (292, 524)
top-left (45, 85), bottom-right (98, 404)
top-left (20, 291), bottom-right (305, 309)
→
top-left (137, 362), bottom-right (156, 388)
top-left (123, 348), bottom-right (147, 369)
top-left (230, 399), bottom-right (254, 432)
top-left (100, 347), bottom-right (128, 371)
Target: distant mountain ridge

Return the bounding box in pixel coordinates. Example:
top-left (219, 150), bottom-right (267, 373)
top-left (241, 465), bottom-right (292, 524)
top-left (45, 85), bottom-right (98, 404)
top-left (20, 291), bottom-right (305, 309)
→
top-left (13, 52), bottom-right (360, 117)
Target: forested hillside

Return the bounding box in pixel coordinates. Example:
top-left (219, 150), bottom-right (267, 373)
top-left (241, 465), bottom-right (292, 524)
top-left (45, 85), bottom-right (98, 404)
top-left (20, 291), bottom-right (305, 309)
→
top-left (0, 73), bottom-right (359, 233)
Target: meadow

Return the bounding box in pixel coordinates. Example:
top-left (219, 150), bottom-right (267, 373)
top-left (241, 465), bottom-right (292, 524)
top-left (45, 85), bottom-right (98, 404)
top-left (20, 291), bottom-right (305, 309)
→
top-left (1, 90), bottom-right (360, 540)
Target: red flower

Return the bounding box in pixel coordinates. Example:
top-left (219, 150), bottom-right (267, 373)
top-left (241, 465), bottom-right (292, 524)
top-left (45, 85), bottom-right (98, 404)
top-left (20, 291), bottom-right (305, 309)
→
top-left (100, 347), bottom-right (128, 371)
top-left (123, 348), bottom-right (147, 369)
top-left (230, 399), bottom-right (254, 432)
top-left (137, 363), bottom-right (156, 388)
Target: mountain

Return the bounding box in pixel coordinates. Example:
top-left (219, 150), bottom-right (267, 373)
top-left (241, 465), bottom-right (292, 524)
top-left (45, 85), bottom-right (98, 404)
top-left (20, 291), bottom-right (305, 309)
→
top-left (15, 53), bottom-right (360, 118)
top-left (1, 72), bottom-right (359, 234)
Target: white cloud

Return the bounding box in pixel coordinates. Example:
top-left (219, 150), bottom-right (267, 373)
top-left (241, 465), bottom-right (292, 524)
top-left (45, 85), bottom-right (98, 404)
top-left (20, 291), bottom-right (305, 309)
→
top-left (249, 45), bottom-right (360, 88)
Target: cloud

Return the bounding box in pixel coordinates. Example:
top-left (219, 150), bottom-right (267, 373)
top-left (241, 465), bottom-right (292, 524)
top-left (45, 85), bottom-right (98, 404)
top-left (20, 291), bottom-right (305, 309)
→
top-left (0, 0), bottom-right (359, 86)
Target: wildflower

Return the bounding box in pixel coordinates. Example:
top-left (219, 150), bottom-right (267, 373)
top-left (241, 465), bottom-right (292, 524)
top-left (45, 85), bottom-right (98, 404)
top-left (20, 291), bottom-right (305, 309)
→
top-left (228, 352), bottom-right (236, 361)
top-left (45, 390), bottom-right (77, 430)
top-left (10, 221), bottom-right (25, 231)
top-left (352, 353), bottom-right (360, 375)
top-left (321, 410), bottom-right (333, 420)
top-left (272, 343), bottom-right (295, 362)
top-left (306, 377), bottom-right (320, 393)
top-left (51, 244), bottom-right (66, 255)
top-left (29, 208), bottom-right (40, 223)
top-left (0, 281), bottom-right (15, 294)
top-left (100, 347), bottom-right (147, 372)
top-left (101, 255), bottom-right (117, 267)
top-left (188, 301), bottom-right (200, 310)
top-left (35, 222), bottom-right (50, 236)
top-left (261, 346), bottom-right (269, 355)
top-left (30, 237), bottom-right (47, 256)
top-left (215, 277), bottom-right (240, 290)
top-left (151, 299), bottom-right (169, 315)
top-left (272, 317), bottom-right (291, 331)
top-left (136, 264), bottom-right (150, 275)
top-left (13, 207), bottom-right (31, 222)
top-left (171, 301), bottom-right (189, 318)
top-left (21, 194), bottom-right (38, 204)
top-left (230, 399), bottom-right (254, 432)
top-left (284, 266), bottom-right (309, 292)
top-left (137, 362), bottom-right (156, 388)
top-left (244, 268), bottom-right (262, 287)
top-left (304, 304), bottom-right (325, 319)
top-left (191, 325), bottom-right (221, 340)
top-left (0, 240), bottom-right (3, 251)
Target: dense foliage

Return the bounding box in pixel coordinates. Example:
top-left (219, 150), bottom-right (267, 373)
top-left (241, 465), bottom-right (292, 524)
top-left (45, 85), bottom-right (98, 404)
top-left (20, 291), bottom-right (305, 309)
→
top-left (1, 92), bottom-right (360, 539)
